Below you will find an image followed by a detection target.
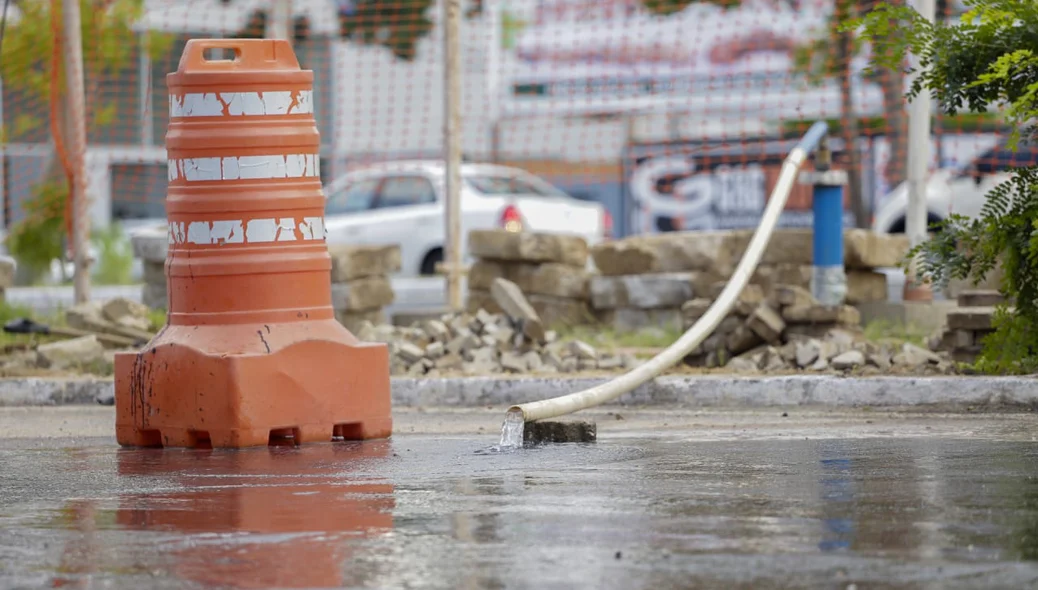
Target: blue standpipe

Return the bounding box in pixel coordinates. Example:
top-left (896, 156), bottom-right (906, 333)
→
top-left (799, 143), bottom-right (848, 307)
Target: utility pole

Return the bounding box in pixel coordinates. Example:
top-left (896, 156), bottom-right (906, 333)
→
top-left (62, 0), bottom-right (91, 304)
top-left (442, 0), bottom-right (463, 311)
top-left (904, 0), bottom-right (935, 301)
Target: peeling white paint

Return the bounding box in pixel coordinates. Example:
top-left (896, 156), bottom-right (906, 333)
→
top-left (169, 217), bottom-right (326, 246)
top-left (169, 91), bottom-right (314, 118)
top-left (168, 154), bottom-right (319, 182)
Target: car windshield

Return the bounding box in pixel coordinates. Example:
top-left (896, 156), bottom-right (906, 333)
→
top-left (465, 175), bottom-right (564, 197)
top-left (326, 177), bottom-right (379, 215)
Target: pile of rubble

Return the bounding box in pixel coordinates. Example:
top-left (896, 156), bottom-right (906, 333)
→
top-left (681, 283), bottom-right (954, 375)
top-left (362, 277), bottom-right (636, 377)
top-left (1, 298), bottom-right (154, 375)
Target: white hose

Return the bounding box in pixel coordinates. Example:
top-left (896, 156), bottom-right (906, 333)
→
top-left (509, 123), bottom-right (828, 423)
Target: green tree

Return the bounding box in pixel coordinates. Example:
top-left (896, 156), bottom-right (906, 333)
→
top-left (0, 0), bottom-right (172, 282)
top-left (851, 0), bottom-right (1038, 373)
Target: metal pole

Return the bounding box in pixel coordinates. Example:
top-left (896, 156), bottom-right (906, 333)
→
top-left (268, 0), bottom-right (293, 43)
top-left (802, 138), bottom-right (848, 307)
top-left (138, 32), bottom-right (152, 147)
top-left (62, 0), bottom-right (90, 304)
top-left (904, 0), bottom-right (935, 301)
top-left (442, 0), bottom-right (463, 312)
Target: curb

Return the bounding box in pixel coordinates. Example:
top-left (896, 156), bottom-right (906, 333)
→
top-left (2, 375), bottom-right (1036, 410)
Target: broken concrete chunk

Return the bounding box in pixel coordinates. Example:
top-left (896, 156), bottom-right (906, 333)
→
top-left (746, 304), bottom-right (785, 344)
top-left (772, 284), bottom-right (816, 308)
top-left (423, 319), bottom-right (450, 343)
top-left (795, 339), bottom-right (821, 368)
top-left (681, 298), bottom-right (712, 322)
top-left (424, 341), bottom-right (445, 360)
top-left (490, 278), bottom-right (546, 342)
top-left (501, 351), bottom-right (528, 373)
top-left (726, 325), bottom-right (762, 355)
top-left (831, 349), bottom-right (865, 370)
top-left (397, 342), bottom-right (426, 364)
top-left (569, 340), bottom-right (598, 361)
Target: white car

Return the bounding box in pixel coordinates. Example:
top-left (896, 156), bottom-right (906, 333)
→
top-left (322, 161), bottom-right (612, 275)
top-left (873, 139), bottom-right (1038, 234)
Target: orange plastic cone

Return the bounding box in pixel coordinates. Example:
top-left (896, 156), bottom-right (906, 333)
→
top-left (114, 39), bottom-right (392, 449)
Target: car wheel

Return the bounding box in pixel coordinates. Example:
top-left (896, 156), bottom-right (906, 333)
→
top-left (420, 248), bottom-right (443, 276)
top-left (887, 213), bottom-right (944, 235)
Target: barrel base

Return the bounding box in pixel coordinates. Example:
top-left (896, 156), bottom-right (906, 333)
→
top-left (113, 322), bottom-right (392, 449)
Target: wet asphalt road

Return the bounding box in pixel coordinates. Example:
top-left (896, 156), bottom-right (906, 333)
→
top-left (3, 408), bottom-right (1038, 589)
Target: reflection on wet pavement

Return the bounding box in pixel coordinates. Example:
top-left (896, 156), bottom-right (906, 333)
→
top-left (3, 436), bottom-right (1038, 588)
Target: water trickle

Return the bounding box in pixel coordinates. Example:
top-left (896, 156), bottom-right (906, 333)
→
top-left (476, 409), bottom-right (525, 454)
top-left (498, 410), bottom-right (525, 449)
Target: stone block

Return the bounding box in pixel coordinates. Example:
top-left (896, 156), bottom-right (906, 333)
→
top-left (782, 304), bottom-right (861, 326)
top-left (468, 260), bottom-right (589, 299)
top-left (590, 231), bottom-right (751, 277)
top-left (590, 273), bottom-right (710, 310)
top-left (528, 295), bottom-right (593, 327)
top-left (707, 282), bottom-right (766, 305)
top-left (598, 307), bottom-right (683, 333)
top-left (846, 271), bottom-right (888, 304)
top-left (328, 244), bottom-right (402, 282)
top-left (957, 290), bottom-right (1005, 308)
top-left (751, 263), bottom-right (812, 294)
top-left (491, 278), bottom-right (546, 342)
top-left (946, 307), bottom-right (996, 331)
top-left (330, 276), bottom-right (395, 312)
top-left (469, 230), bottom-right (588, 267)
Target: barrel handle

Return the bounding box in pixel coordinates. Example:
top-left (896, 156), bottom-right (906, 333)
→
top-left (178, 39), bottom-right (300, 71)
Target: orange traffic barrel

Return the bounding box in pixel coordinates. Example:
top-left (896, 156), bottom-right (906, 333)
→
top-left (113, 39), bottom-right (392, 449)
